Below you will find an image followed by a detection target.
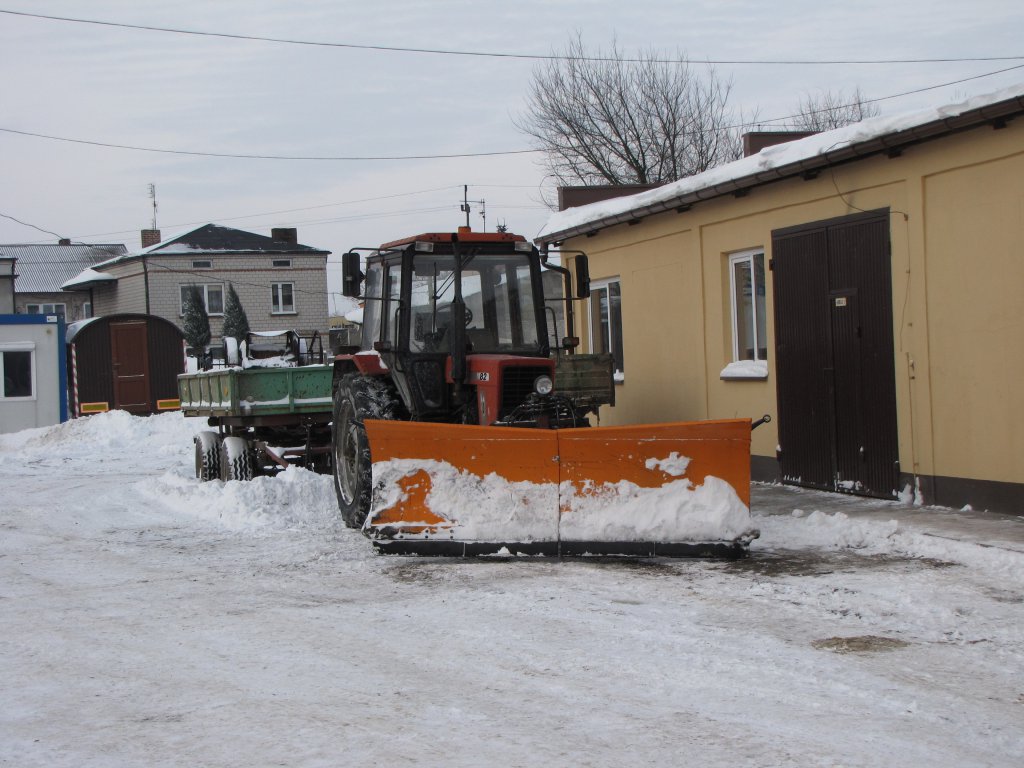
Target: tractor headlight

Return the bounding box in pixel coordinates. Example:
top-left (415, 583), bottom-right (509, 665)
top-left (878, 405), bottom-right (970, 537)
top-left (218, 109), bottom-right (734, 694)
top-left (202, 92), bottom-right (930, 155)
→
top-left (534, 375), bottom-right (554, 396)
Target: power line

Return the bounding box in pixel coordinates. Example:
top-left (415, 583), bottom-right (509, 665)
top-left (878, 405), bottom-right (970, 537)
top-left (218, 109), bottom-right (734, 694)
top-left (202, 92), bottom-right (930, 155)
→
top-left (1, 9), bottom-right (1020, 66)
top-left (0, 211), bottom-right (65, 240)
top-left (0, 126), bottom-right (539, 160)
top-left (734, 62), bottom-right (1024, 129)
top-left (5, 63), bottom-right (1021, 164)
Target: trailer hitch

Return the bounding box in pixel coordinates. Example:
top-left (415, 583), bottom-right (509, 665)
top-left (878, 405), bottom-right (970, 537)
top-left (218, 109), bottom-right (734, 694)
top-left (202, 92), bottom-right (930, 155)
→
top-left (752, 414), bottom-right (772, 430)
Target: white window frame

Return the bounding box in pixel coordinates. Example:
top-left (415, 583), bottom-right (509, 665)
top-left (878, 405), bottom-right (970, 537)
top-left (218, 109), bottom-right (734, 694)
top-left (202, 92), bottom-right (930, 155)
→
top-left (271, 282), bottom-right (296, 314)
top-left (0, 342), bottom-right (36, 400)
top-left (179, 284), bottom-right (224, 316)
top-left (26, 302), bottom-right (66, 317)
top-left (588, 277), bottom-right (624, 381)
top-left (272, 259), bottom-right (292, 268)
top-left (723, 248), bottom-right (768, 380)
top-left (192, 259), bottom-right (213, 269)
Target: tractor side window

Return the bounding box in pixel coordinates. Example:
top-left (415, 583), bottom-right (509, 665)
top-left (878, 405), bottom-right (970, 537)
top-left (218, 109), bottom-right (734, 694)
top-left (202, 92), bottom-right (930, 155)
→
top-left (386, 268), bottom-right (402, 348)
top-left (359, 263), bottom-right (383, 351)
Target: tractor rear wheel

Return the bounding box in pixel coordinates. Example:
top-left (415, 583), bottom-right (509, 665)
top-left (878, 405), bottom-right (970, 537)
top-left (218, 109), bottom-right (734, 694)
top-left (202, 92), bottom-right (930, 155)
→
top-left (219, 435), bottom-right (256, 482)
top-left (195, 431), bottom-right (221, 482)
top-left (332, 374), bottom-right (401, 529)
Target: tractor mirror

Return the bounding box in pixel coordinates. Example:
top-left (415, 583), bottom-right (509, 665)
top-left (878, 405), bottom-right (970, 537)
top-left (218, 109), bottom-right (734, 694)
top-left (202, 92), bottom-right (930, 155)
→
top-left (341, 251), bottom-right (364, 297)
top-left (574, 254), bottom-right (591, 299)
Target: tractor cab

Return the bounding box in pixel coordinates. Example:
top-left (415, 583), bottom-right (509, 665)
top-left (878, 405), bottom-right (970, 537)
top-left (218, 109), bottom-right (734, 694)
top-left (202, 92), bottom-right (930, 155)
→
top-left (340, 227), bottom-right (588, 427)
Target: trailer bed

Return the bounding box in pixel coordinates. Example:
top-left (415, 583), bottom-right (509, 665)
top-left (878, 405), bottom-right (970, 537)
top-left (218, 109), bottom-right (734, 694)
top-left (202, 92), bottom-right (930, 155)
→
top-left (178, 365), bottom-right (333, 419)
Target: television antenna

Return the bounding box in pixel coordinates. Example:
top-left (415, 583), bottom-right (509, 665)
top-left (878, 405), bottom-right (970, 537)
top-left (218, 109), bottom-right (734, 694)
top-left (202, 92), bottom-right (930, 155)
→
top-left (148, 183), bottom-right (158, 229)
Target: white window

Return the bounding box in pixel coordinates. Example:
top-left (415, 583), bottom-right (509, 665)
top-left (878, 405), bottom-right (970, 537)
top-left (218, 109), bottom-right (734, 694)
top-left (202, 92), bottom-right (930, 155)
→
top-left (272, 282), bottom-right (295, 314)
top-left (180, 284), bottom-right (224, 316)
top-left (82, 301), bottom-right (92, 319)
top-left (272, 259), bottom-right (292, 268)
top-left (192, 260), bottom-right (213, 269)
top-left (1, 344), bottom-right (35, 399)
top-left (722, 249), bottom-right (769, 380)
top-left (26, 303), bottom-right (66, 318)
top-left (589, 278), bottom-right (624, 379)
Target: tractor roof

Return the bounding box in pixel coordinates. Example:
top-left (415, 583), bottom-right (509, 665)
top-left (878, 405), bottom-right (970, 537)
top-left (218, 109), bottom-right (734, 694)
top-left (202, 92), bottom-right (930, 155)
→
top-left (380, 226), bottom-right (527, 250)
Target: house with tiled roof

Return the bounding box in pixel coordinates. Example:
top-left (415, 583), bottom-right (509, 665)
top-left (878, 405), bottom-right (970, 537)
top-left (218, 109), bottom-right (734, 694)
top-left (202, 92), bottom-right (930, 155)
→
top-left (0, 241), bottom-right (127, 321)
top-left (63, 224), bottom-right (331, 340)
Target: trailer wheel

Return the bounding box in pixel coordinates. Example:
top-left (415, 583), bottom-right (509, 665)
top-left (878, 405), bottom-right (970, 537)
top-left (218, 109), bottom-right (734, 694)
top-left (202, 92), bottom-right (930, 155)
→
top-left (332, 375), bottom-right (401, 528)
top-left (195, 431), bottom-right (221, 482)
top-left (220, 435), bottom-right (256, 482)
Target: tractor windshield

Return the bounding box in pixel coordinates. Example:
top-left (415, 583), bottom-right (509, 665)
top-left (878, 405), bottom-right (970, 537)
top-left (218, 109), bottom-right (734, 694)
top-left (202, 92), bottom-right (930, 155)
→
top-left (410, 252), bottom-right (544, 355)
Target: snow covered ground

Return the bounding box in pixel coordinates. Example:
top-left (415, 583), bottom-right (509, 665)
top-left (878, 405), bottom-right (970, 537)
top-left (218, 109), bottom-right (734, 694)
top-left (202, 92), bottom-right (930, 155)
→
top-left (1, 412), bottom-right (1022, 767)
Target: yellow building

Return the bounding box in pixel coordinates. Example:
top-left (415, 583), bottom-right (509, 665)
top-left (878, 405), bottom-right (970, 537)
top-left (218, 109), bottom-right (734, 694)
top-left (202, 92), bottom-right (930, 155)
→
top-left (537, 85), bottom-right (1024, 514)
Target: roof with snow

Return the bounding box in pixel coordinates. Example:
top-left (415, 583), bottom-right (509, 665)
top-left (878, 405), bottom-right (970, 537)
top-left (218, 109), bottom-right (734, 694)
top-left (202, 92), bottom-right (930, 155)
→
top-left (92, 223), bottom-right (329, 268)
top-left (0, 243), bottom-right (128, 293)
top-left (537, 83), bottom-right (1024, 244)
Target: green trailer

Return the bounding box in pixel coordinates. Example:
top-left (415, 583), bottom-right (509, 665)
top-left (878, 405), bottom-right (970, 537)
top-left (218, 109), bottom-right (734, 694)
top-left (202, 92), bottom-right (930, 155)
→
top-left (179, 363), bottom-right (334, 482)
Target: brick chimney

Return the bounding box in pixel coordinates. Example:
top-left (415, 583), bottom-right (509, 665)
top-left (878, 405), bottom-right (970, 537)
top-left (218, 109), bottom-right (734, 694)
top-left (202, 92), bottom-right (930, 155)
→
top-left (141, 229), bottom-right (162, 248)
top-left (742, 131), bottom-right (817, 157)
top-left (271, 228), bottom-right (298, 245)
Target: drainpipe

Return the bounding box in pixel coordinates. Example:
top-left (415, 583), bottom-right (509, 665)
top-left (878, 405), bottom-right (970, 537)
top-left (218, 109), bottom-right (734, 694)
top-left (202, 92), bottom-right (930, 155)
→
top-left (143, 258), bottom-right (151, 314)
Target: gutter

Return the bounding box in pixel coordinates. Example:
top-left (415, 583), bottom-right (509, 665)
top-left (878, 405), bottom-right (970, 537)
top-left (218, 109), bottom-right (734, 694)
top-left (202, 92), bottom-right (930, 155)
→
top-left (537, 93), bottom-right (1024, 245)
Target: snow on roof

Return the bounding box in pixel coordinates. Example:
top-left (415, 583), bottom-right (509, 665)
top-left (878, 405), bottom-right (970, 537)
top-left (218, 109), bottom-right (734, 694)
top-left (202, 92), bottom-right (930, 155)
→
top-left (88, 223), bottom-right (329, 269)
top-left (61, 267), bottom-right (117, 291)
top-left (537, 82), bottom-right (1024, 243)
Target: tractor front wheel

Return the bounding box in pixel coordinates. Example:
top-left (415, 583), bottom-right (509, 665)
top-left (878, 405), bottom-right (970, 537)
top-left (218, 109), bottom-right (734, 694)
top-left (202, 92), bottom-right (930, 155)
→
top-left (332, 375), bottom-right (402, 529)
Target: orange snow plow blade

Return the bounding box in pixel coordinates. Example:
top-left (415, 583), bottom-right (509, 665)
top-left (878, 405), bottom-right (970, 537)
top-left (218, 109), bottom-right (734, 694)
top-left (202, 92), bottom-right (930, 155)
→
top-left (363, 419), bottom-right (757, 557)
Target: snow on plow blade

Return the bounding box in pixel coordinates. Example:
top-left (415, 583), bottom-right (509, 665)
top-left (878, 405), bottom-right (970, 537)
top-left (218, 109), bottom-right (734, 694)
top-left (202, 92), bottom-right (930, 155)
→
top-left (363, 419), bottom-right (758, 557)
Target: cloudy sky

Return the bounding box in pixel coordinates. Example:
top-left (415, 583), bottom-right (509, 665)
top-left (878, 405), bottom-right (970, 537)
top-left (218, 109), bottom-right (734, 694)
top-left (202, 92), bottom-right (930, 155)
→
top-left (2, 1), bottom-right (1021, 311)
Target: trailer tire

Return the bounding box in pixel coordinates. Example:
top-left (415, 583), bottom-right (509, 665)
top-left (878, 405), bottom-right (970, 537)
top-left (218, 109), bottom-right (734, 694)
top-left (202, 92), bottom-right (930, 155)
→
top-left (220, 435), bottom-right (256, 482)
top-left (332, 375), bottom-right (400, 529)
top-left (195, 431), bottom-right (221, 482)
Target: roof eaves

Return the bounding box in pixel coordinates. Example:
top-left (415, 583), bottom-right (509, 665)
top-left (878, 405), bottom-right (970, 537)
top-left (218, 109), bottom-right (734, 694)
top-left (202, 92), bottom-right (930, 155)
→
top-left (538, 91), bottom-right (1024, 245)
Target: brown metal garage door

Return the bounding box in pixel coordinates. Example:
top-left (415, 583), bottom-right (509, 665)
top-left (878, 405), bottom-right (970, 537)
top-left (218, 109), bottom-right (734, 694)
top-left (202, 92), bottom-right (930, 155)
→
top-left (771, 209), bottom-right (900, 498)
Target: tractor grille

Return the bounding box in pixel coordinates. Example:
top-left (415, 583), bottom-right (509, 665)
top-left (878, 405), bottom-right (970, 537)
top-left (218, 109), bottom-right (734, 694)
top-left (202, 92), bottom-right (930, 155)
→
top-left (413, 360), bottom-right (445, 408)
top-left (500, 366), bottom-right (550, 415)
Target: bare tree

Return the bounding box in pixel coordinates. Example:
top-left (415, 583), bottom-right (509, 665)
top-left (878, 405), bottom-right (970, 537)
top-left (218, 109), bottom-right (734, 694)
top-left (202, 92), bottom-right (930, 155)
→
top-left (790, 87), bottom-right (881, 131)
top-left (516, 36), bottom-right (744, 187)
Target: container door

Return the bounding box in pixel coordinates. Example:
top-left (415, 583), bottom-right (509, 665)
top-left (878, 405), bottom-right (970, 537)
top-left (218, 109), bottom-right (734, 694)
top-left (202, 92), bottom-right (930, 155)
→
top-left (110, 321), bottom-right (151, 413)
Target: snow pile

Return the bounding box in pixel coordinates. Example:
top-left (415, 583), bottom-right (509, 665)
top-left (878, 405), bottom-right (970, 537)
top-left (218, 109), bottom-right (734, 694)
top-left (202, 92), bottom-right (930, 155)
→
top-left (370, 456), bottom-right (756, 543)
top-left (0, 411), bottom-right (339, 534)
top-left (140, 464), bottom-right (338, 533)
top-left (757, 508), bottom-right (900, 550)
top-left (0, 409), bottom-right (198, 458)
top-left (755, 508), bottom-right (1024, 587)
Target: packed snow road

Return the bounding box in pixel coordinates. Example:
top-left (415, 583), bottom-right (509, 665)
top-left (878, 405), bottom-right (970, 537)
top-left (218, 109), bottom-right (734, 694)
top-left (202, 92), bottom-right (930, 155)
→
top-left (1, 412), bottom-right (1022, 767)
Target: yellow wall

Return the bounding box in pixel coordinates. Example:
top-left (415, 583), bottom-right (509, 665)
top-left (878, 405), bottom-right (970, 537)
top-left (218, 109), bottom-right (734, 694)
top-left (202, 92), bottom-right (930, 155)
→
top-left (564, 119), bottom-right (1024, 486)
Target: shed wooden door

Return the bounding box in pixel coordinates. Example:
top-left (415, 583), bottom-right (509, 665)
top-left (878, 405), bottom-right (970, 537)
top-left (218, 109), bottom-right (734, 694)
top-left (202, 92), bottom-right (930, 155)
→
top-left (771, 210), bottom-right (899, 498)
top-left (110, 321), bottom-right (151, 413)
